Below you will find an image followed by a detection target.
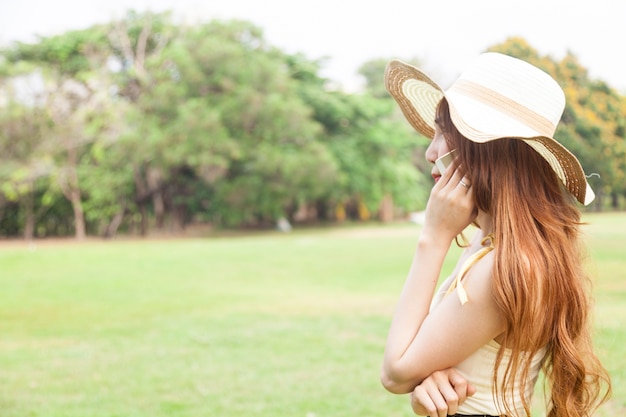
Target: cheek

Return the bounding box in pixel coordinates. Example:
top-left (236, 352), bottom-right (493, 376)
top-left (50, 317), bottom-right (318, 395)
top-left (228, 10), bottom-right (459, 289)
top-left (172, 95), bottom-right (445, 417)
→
top-left (426, 131), bottom-right (450, 162)
top-left (432, 132), bottom-right (451, 155)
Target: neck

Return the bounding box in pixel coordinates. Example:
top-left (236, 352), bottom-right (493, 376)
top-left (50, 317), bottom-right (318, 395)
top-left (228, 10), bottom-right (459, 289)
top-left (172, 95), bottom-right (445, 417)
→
top-left (475, 211), bottom-right (493, 236)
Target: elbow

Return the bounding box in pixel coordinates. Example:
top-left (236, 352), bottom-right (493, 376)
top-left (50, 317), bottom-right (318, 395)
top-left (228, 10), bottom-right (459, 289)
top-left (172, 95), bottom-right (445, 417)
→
top-left (380, 365), bottom-right (416, 394)
top-left (381, 375), bottom-right (412, 394)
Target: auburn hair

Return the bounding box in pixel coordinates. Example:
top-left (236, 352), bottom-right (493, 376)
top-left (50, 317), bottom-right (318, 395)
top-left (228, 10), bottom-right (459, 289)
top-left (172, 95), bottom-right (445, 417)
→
top-left (437, 99), bottom-right (611, 417)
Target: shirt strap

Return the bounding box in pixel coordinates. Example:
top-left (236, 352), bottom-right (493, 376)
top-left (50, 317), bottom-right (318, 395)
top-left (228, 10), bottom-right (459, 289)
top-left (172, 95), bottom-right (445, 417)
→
top-left (445, 233), bottom-right (495, 305)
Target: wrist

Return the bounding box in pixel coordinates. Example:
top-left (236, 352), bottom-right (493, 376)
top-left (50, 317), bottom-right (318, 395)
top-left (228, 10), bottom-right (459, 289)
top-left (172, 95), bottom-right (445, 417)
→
top-left (418, 228), bottom-right (454, 251)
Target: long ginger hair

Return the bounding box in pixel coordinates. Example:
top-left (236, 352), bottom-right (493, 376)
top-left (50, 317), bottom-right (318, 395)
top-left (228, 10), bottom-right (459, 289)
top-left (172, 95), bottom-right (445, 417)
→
top-left (437, 99), bottom-right (611, 417)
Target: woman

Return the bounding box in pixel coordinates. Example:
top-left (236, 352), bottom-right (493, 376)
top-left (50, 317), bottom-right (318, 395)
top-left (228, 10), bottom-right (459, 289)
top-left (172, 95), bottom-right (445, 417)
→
top-left (381, 53), bottom-right (611, 417)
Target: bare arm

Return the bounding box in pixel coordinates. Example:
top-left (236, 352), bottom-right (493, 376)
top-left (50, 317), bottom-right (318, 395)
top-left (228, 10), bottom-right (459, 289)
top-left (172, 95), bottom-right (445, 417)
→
top-left (381, 166), bottom-right (506, 393)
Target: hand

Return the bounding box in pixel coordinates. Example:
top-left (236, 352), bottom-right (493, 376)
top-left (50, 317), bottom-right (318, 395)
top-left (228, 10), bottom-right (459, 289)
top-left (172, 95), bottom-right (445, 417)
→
top-left (422, 166), bottom-right (477, 243)
top-left (410, 368), bottom-right (476, 417)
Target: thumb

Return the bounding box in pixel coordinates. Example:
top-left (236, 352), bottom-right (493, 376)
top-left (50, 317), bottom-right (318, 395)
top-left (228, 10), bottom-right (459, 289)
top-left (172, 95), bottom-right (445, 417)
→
top-left (467, 383), bottom-right (477, 397)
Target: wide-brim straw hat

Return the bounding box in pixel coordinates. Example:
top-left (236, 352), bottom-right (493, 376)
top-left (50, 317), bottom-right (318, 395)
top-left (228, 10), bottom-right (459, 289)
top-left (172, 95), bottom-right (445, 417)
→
top-left (385, 52), bottom-right (594, 205)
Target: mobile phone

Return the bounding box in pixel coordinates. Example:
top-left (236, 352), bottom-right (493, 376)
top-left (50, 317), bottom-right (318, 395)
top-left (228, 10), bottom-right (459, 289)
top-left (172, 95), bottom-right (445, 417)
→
top-left (435, 149), bottom-right (457, 174)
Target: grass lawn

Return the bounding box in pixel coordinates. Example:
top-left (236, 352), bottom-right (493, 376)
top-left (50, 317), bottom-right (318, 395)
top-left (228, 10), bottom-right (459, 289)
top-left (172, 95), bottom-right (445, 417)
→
top-left (0, 213), bottom-right (623, 416)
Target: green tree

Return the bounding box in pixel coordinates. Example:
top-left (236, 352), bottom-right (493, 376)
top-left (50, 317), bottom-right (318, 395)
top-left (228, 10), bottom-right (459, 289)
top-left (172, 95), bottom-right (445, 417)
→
top-left (8, 18), bottom-right (624, 238)
top-left (358, 58), bottom-right (390, 99)
top-left (100, 17), bottom-right (340, 229)
top-left (295, 57), bottom-right (430, 222)
top-left (0, 93), bottom-right (57, 238)
top-left (174, 20), bottom-right (339, 226)
top-left (3, 25), bottom-right (123, 238)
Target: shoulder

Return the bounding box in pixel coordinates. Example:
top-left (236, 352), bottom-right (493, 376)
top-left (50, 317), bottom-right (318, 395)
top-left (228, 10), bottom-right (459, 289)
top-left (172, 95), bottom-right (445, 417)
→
top-left (461, 250), bottom-right (501, 316)
top-left (425, 248), bottom-right (506, 358)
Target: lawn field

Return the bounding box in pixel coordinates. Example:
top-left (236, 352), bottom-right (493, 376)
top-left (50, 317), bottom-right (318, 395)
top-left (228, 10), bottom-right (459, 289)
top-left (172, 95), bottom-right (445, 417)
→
top-left (0, 213), bottom-right (624, 416)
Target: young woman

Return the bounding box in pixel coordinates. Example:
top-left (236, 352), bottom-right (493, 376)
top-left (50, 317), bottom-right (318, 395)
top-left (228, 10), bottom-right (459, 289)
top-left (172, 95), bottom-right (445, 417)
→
top-left (381, 53), bottom-right (611, 417)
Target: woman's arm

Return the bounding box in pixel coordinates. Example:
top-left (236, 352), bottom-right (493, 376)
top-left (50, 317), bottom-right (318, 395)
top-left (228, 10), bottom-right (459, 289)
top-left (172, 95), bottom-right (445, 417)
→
top-left (381, 167), bottom-right (506, 393)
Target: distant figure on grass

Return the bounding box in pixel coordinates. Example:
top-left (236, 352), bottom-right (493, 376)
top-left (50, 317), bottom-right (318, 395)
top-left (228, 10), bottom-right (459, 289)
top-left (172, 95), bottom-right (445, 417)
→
top-left (380, 53), bottom-right (611, 417)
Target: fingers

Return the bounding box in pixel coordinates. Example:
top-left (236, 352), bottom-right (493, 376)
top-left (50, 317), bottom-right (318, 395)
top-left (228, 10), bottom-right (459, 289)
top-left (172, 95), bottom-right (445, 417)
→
top-left (434, 371), bottom-right (460, 416)
top-left (424, 164), bottom-right (477, 241)
top-left (447, 368), bottom-right (477, 405)
top-left (410, 369), bottom-right (477, 417)
top-left (412, 383), bottom-right (454, 417)
top-left (411, 371), bottom-right (460, 417)
top-left (437, 165), bottom-right (471, 195)
top-left (450, 170), bottom-right (471, 193)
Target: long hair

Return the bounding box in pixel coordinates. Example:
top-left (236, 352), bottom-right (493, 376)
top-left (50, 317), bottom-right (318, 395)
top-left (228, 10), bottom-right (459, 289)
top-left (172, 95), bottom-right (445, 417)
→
top-left (437, 99), bottom-right (611, 417)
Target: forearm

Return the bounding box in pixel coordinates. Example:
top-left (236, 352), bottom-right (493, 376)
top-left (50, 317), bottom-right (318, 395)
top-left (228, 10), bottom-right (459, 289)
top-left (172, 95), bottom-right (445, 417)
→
top-left (381, 162), bottom-right (479, 393)
top-left (381, 233), bottom-right (451, 391)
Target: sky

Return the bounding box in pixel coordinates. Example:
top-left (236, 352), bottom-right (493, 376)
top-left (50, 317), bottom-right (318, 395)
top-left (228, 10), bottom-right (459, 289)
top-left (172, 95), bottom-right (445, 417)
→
top-left (1, 0), bottom-right (625, 93)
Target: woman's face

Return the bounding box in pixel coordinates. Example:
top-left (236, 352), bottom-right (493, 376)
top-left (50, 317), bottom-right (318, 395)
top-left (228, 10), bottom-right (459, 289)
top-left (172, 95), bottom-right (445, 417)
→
top-left (425, 123), bottom-right (451, 183)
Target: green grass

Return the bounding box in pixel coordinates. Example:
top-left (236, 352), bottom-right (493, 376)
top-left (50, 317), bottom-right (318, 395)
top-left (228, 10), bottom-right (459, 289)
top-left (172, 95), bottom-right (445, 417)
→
top-left (0, 215), bottom-right (623, 416)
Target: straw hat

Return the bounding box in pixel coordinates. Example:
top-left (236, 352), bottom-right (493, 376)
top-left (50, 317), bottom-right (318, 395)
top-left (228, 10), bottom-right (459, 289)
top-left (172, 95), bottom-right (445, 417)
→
top-left (385, 52), bottom-right (594, 205)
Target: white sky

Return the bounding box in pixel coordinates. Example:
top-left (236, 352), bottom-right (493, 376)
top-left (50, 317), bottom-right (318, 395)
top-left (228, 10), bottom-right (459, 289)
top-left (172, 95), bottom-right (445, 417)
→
top-left (1, 0), bottom-right (625, 93)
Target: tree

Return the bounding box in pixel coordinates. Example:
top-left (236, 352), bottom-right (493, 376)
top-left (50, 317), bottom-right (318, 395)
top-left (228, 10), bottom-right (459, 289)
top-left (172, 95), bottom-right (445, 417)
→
top-left (4, 20), bottom-right (623, 239)
top-left (172, 20), bottom-right (339, 226)
top-left (295, 57), bottom-right (430, 222)
top-left (0, 92), bottom-right (56, 239)
top-left (358, 58), bottom-right (390, 99)
top-left (3, 25), bottom-right (123, 238)
top-left (103, 17), bottom-right (340, 229)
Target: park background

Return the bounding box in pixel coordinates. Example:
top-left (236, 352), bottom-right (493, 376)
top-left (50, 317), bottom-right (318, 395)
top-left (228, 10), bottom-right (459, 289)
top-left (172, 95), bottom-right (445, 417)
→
top-left (1, 1), bottom-right (625, 416)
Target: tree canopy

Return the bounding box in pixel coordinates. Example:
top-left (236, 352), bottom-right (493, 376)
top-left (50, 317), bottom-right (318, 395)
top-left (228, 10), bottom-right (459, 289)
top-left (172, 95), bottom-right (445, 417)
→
top-left (1, 14), bottom-right (624, 239)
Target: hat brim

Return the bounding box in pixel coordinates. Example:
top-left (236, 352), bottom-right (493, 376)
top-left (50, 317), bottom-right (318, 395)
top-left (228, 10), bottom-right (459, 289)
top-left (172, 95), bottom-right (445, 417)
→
top-left (384, 60), bottom-right (444, 139)
top-left (384, 59), bottom-right (594, 206)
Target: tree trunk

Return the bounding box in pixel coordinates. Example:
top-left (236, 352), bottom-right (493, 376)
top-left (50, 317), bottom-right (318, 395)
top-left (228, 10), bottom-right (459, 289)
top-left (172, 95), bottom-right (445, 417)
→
top-left (103, 202), bottom-right (126, 239)
top-left (379, 194), bottom-right (394, 223)
top-left (153, 190), bottom-right (165, 229)
top-left (592, 187), bottom-right (604, 212)
top-left (70, 186), bottom-right (86, 240)
top-left (611, 192), bottom-right (619, 210)
top-left (23, 183), bottom-right (35, 240)
top-left (60, 130), bottom-right (85, 239)
top-left (139, 203), bottom-right (148, 236)
top-left (60, 147), bottom-right (86, 240)
top-left (171, 204), bottom-right (186, 232)
top-left (147, 167), bottom-right (165, 229)
top-left (133, 165), bottom-right (149, 236)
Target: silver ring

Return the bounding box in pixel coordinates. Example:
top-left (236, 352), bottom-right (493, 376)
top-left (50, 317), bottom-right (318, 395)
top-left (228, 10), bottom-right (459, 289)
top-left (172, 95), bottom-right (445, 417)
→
top-left (459, 180), bottom-right (470, 188)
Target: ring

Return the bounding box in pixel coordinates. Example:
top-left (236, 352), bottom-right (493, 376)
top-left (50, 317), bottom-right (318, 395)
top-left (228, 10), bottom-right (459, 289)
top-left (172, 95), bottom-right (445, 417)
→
top-left (459, 180), bottom-right (470, 188)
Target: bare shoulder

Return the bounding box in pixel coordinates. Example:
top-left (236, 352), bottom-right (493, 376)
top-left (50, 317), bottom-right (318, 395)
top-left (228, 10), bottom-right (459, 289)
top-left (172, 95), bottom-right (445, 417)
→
top-left (461, 250), bottom-right (501, 313)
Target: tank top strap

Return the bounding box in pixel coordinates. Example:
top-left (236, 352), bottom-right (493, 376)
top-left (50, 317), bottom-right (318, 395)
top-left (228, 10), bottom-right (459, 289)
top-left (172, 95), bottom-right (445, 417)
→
top-left (445, 233), bottom-right (495, 305)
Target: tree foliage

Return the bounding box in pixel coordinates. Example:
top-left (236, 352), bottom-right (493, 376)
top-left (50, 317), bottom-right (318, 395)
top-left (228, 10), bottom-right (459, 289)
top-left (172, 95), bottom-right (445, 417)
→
top-left (0, 19), bottom-right (624, 239)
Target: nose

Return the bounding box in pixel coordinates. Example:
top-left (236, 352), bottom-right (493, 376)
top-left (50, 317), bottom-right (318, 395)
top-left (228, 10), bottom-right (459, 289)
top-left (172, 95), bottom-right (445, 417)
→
top-left (425, 139), bottom-right (439, 165)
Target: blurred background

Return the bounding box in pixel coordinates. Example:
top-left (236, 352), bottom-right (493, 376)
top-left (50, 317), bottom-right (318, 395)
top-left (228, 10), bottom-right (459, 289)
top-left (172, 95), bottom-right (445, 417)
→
top-left (0, 2), bottom-right (624, 416)
top-left (0, 0), bottom-right (625, 239)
